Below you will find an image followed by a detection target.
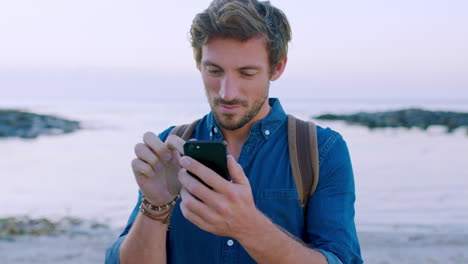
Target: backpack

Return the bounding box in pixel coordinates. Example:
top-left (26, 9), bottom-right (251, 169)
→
top-left (169, 114), bottom-right (319, 208)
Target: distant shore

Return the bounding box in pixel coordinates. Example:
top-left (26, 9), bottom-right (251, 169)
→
top-left (1, 216), bottom-right (467, 264)
top-left (315, 108), bottom-right (468, 133)
top-left (0, 109), bottom-right (80, 139)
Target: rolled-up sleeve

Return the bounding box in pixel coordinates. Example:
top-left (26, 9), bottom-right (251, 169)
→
top-left (306, 130), bottom-right (363, 264)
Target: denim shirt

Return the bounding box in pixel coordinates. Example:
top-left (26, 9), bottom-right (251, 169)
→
top-left (106, 98), bottom-right (362, 264)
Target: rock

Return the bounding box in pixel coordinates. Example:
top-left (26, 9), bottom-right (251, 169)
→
top-left (0, 109), bottom-right (80, 139)
top-left (0, 216), bottom-right (109, 237)
top-left (314, 108), bottom-right (468, 133)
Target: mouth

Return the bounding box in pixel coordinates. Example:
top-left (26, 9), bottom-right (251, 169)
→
top-left (219, 104), bottom-right (241, 113)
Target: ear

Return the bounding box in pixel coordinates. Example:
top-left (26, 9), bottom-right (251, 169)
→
top-left (270, 57), bottom-right (287, 81)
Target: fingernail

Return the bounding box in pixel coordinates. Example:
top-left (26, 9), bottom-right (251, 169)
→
top-left (163, 152), bottom-right (172, 161)
top-left (180, 156), bottom-right (191, 167)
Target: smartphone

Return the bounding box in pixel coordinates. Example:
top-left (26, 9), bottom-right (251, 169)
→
top-left (183, 141), bottom-right (231, 186)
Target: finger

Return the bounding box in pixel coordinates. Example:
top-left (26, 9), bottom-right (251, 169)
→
top-left (134, 143), bottom-right (158, 167)
top-left (179, 156), bottom-right (230, 193)
top-left (166, 135), bottom-right (185, 155)
top-left (179, 187), bottom-right (215, 232)
top-left (131, 158), bottom-right (153, 176)
top-left (179, 187), bottom-right (212, 214)
top-left (178, 168), bottom-right (215, 202)
top-left (142, 132), bottom-right (171, 161)
top-left (227, 155), bottom-right (249, 185)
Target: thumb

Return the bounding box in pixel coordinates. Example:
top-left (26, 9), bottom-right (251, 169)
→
top-left (227, 155), bottom-right (249, 185)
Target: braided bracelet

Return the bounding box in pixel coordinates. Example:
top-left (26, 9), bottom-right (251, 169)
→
top-left (142, 195), bottom-right (180, 212)
top-left (139, 205), bottom-right (173, 225)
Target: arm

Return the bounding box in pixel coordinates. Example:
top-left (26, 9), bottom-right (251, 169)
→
top-left (235, 210), bottom-right (328, 264)
top-left (305, 132), bottom-right (362, 264)
top-left (119, 212), bottom-right (169, 264)
top-left (106, 132), bottom-right (185, 264)
top-left (105, 191), bottom-right (170, 264)
top-left (177, 155), bottom-right (328, 264)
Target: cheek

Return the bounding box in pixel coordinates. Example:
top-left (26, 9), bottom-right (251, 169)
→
top-left (202, 75), bottom-right (220, 94)
top-left (248, 79), bottom-right (269, 96)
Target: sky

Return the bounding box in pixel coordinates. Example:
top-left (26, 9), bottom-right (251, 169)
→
top-left (0, 0), bottom-right (467, 102)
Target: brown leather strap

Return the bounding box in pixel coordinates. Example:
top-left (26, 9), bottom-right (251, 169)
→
top-left (308, 121), bottom-right (319, 196)
top-left (287, 115), bottom-right (304, 205)
top-left (169, 119), bottom-right (201, 140)
top-left (287, 114), bottom-right (319, 208)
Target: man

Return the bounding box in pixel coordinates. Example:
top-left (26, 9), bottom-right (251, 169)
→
top-left (106, 0), bottom-right (362, 263)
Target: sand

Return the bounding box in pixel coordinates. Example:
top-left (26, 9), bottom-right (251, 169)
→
top-left (1, 229), bottom-right (467, 264)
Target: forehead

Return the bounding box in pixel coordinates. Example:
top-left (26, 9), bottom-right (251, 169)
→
top-left (201, 37), bottom-right (269, 68)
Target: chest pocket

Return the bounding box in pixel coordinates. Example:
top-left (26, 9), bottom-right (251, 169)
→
top-left (255, 188), bottom-right (304, 238)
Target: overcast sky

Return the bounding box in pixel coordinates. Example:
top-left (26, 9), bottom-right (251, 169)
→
top-left (0, 0), bottom-right (467, 101)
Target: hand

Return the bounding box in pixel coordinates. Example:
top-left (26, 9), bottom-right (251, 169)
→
top-left (177, 155), bottom-right (260, 239)
top-left (132, 132), bottom-right (185, 206)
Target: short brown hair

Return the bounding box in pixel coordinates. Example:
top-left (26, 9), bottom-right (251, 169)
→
top-left (190, 0), bottom-right (292, 73)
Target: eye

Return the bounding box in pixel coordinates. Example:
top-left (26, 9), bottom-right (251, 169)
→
top-left (207, 68), bottom-right (222, 76)
top-left (241, 71), bottom-right (257, 77)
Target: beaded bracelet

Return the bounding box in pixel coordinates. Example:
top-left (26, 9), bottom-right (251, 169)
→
top-left (141, 195), bottom-right (180, 212)
top-left (139, 205), bottom-right (173, 225)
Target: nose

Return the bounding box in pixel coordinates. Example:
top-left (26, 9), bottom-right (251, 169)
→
top-left (219, 74), bottom-right (239, 102)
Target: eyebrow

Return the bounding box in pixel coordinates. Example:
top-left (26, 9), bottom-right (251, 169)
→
top-left (202, 61), bottom-right (261, 70)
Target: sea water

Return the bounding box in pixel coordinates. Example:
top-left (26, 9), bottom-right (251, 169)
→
top-left (1, 97), bottom-right (467, 235)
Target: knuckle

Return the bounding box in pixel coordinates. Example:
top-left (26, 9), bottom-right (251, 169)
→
top-left (131, 158), bottom-right (140, 168)
top-left (226, 189), bottom-right (240, 201)
top-left (134, 143), bottom-right (146, 155)
top-left (190, 182), bottom-right (203, 194)
top-left (216, 204), bottom-right (229, 216)
top-left (142, 164), bottom-right (153, 175)
top-left (178, 169), bottom-right (186, 181)
top-left (184, 198), bottom-right (196, 209)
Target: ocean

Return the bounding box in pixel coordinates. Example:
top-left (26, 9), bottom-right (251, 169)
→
top-left (1, 97), bottom-right (468, 236)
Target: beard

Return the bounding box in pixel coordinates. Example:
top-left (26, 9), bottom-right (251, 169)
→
top-left (210, 93), bottom-right (269, 131)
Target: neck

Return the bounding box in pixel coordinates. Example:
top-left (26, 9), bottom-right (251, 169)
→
top-left (221, 102), bottom-right (271, 159)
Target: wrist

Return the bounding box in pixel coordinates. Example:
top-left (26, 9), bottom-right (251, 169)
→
top-left (144, 193), bottom-right (178, 207)
top-left (139, 195), bottom-right (180, 228)
top-left (233, 208), bottom-right (269, 242)
top-left (142, 194), bottom-right (180, 211)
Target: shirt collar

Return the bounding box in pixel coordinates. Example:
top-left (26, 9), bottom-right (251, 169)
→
top-left (206, 98), bottom-right (287, 140)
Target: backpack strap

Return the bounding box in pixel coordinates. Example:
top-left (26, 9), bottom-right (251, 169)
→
top-left (287, 114), bottom-right (319, 208)
top-left (169, 119), bottom-right (201, 140)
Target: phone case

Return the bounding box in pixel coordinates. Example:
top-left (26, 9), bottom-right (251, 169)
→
top-left (183, 140), bottom-right (231, 182)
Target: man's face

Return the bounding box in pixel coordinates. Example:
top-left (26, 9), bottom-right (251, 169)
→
top-left (200, 37), bottom-right (282, 131)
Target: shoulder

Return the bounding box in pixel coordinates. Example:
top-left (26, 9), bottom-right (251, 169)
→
top-left (315, 125), bottom-right (352, 172)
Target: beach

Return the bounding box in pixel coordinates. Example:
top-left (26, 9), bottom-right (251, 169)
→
top-left (1, 228), bottom-right (468, 263)
top-left (1, 98), bottom-right (468, 263)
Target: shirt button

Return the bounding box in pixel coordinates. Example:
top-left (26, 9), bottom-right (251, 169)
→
top-left (209, 132), bottom-right (213, 137)
top-left (264, 130), bottom-right (270, 136)
top-left (213, 127), bottom-right (218, 133)
top-left (227, 239), bottom-right (234, 246)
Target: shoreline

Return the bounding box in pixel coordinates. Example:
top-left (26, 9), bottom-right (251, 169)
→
top-left (1, 216), bottom-right (467, 263)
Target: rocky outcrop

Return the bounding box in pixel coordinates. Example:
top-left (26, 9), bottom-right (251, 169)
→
top-left (0, 216), bottom-right (109, 237)
top-left (314, 108), bottom-right (468, 133)
top-left (0, 109), bottom-right (80, 139)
